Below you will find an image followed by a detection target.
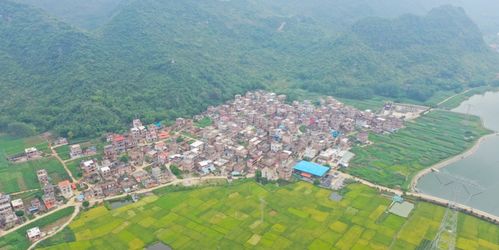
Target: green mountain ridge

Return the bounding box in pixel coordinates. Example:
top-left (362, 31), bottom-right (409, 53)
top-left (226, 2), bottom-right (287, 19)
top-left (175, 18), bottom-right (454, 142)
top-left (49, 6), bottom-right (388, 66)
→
top-left (0, 0), bottom-right (497, 138)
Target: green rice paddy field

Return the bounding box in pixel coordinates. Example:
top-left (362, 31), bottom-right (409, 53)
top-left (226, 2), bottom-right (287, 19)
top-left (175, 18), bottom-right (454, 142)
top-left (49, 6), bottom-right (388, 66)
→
top-left (348, 110), bottom-right (491, 189)
top-left (37, 181), bottom-right (498, 250)
top-left (0, 135), bottom-right (69, 193)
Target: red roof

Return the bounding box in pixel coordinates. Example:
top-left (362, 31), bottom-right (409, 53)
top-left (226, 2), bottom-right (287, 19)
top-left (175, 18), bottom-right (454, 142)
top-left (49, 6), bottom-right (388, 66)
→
top-left (158, 131), bottom-right (169, 139)
top-left (58, 180), bottom-right (71, 187)
top-left (158, 152), bottom-right (169, 158)
top-left (114, 135), bottom-right (125, 142)
top-left (301, 172), bottom-right (312, 178)
top-left (43, 199), bottom-right (56, 210)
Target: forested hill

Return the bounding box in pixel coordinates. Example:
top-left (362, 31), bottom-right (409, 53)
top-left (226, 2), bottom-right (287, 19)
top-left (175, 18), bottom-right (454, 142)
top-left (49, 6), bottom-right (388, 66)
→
top-left (298, 5), bottom-right (499, 100)
top-left (0, 0), bottom-right (498, 139)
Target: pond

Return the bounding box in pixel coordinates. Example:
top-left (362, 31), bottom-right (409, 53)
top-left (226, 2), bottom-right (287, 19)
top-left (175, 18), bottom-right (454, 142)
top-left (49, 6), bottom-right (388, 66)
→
top-left (108, 199), bottom-right (134, 209)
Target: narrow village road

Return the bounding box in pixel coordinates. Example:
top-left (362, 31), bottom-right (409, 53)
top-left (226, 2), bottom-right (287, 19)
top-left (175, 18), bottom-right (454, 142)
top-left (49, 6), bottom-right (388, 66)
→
top-left (0, 202), bottom-right (74, 237)
top-left (408, 192), bottom-right (499, 222)
top-left (8, 189), bottom-right (40, 196)
top-left (50, 145), bottom-right (76, 183)
top-left (339, 172), bottom-right (403, 196)
top-left (0, 175), bottom-right (229, 238)
top-left (340, 172), bottom-right (499, 223)
top-left (3, 170), bottom-right (499, 247)
top-left (100, 175), bottom-right (229, 201)
top-left (437, 88), bottom-right (471, 106)
top-left (27, 205), bottom-right (80, 250)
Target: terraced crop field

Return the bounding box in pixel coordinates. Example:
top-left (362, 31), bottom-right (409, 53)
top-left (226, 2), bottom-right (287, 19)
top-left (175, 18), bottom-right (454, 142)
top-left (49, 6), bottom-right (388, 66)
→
top-left (348, 110), bottom-right (491, 188)
top-left (37, 181), bottom-right (498, 250)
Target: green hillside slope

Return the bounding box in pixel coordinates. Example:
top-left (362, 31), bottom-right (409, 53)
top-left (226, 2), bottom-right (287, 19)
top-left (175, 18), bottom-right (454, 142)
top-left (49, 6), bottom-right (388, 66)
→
top-left (0, 0), bottom-right (497, 138)
top-left (14, 0), bottom-right (125, 30)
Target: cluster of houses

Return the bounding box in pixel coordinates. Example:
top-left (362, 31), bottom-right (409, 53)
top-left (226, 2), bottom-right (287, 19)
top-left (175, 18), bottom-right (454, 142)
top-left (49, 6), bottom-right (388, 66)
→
top-left (2, 90), bottom-right (407, 226)
top-left (0, 171), bottom-right (75, 230)
top-left (36, 169), bottom-right (73, 211)
top-left (72, 91), bottom-right (404, 196)
top-left (0, 193), bottom-right (20, 229)
top-left (179, 91), bottom-right (404, 180)
top-left (0, 169), bottom-right (76, 230)
top-left (77, 119), bottom-right (173, 200)
top-left (0, 90), bottom-right (411, 237)
top-left (2, 91), bottom-right (407, 230)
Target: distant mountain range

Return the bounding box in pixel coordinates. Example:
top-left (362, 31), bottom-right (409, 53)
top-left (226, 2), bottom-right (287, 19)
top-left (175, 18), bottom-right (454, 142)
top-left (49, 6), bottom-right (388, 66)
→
top-left (0, 0), bottom-right (498, 138)
top-left (14, 0), bottom-right (499, 36)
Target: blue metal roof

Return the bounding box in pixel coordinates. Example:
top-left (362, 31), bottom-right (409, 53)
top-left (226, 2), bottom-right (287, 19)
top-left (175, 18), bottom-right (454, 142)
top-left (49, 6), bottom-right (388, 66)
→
top-left (293, 161), bottom-right (330, 177)
top-left (392, 195), bottom-right (404, 203)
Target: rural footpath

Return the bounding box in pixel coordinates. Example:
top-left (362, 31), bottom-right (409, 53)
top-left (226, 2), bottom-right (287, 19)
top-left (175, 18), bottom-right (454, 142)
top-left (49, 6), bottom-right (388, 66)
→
top-left (2, 100), bottom-right (499, 247)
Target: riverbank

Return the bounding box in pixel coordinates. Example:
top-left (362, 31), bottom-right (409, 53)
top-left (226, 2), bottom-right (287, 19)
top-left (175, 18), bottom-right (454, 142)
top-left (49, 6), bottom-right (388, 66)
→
top-left (410, 132), bottom-right (498, 192)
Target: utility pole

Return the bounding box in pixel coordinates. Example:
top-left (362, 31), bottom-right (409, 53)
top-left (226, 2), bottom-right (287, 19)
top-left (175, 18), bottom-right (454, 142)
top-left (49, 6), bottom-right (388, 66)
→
top-left (428, 172), bottom-right (485, 250)
top-left (260, 197), bottom-right (266, 223)
top-left (429, 202), bottom-right (458, 250)
top-left (465, 104), bottom-right (472, 126)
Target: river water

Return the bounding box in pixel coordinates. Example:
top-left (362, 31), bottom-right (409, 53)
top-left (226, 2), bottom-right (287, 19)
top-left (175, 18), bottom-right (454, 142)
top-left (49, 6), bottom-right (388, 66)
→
top-left (417, 91), bottom-right (499, 216)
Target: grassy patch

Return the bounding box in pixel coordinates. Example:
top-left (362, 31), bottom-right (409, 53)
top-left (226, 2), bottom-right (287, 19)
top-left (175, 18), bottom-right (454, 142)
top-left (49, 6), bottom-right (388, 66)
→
top-left (65, 160), bottom-right (83, 180)
top-left (347, 110), bottom-right (491, 189)
top-left (36, 181), bottom-right (498, 250)
top-left (0, 135), bottom-right (69, 193)
top-left (0, 157), bottom-right (69, 194)
top-left (337, 97), bottom-right (387, 112)
top-left (54, 145), bottom-right (70, 161)
top-left (0, 134), bottom-right (50, 158)
top-left (195, 117), bottom-right (213, 128)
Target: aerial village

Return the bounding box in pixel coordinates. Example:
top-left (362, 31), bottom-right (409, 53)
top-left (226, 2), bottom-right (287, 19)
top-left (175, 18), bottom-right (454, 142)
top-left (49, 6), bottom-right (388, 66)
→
top-left (0, 91), bottom-right (430, 240)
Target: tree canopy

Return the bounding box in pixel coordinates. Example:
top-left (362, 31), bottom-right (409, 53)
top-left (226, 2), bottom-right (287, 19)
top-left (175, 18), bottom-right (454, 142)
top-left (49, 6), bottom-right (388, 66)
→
top-left (0, 1), bottom-right (498, 138)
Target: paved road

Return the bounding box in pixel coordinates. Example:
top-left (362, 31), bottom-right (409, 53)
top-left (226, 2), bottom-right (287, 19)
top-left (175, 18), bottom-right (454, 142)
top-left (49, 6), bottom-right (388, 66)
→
top-left (4, 136), bottom-right (499, 246)
top-left (408, 192), bottom-right (499, 223)
top-left (340, 172), bottom-right (499, 223)
top-left (4, 170), bottom-right (499, 248)
top-left (437, 89), bottom-right (471, 106)
top-left (101, 175), bottom-right (228, 202)
top-left (0, 175), bottom-right (229, 239)
top-left (0, 201), bottom-right (74, 237)
top-left (27, 205), bottom-right (80, 250)
top-left (340, 172), bottom-right (403, 196)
